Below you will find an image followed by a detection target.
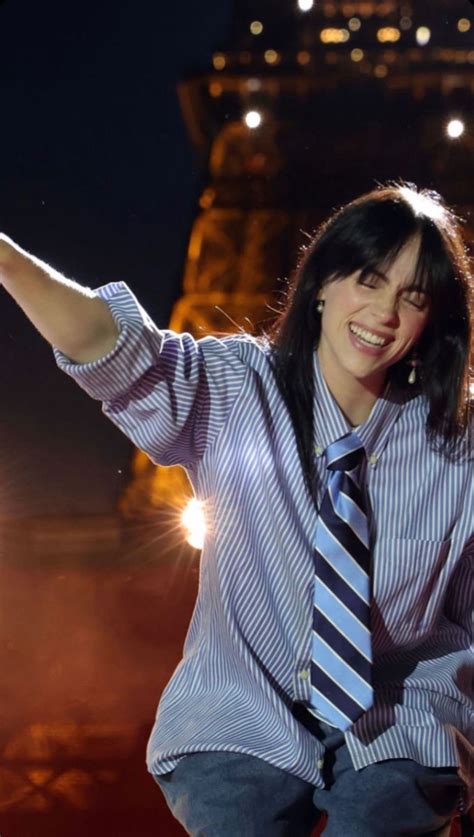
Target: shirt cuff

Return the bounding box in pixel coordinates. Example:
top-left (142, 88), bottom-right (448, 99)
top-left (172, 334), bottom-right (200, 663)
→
top-left (52, 280), bottom-right (156, 402)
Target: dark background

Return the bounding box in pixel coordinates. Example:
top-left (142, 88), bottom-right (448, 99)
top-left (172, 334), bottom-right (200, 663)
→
top-left (0, 0), bottom-right (233, 517)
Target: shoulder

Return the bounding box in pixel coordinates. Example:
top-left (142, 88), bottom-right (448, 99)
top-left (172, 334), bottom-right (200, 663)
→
top-left (197, 330), bottom-right (273, 371)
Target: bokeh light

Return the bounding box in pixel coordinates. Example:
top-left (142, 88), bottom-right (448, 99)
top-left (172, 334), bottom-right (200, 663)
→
top-left (457, 19), bottom-right (471, 34)
top-left (250, 20), bottom-right (263, 35)
top-left (297, 50), bottom-right (311, 65)
top-left (348, 18), bottom-right (361, 32)
top-left (264, 49), bottom-right (280, 64)
top-left (416, 26), bottom-right (431, 46)
top-left (320, 28), bottom-right (350, 44)
top-left (377, 27), bottom-right (401, 43)
top-left (213, 53), bottom-right (226, 71)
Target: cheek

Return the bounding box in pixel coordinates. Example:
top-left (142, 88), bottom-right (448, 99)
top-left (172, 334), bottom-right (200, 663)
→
top-left (404, 311), bottom-right (429, 340)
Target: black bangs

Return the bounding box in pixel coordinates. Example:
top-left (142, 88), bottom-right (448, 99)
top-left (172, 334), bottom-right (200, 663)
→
top-left (313, 196), bottom-right (420, 290)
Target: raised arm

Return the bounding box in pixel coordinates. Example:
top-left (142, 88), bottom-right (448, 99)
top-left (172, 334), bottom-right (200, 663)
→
top-left (0, 233), bottom-right (119, 363)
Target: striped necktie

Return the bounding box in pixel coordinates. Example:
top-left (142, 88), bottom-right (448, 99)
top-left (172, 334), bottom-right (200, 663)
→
top-left (310, 432), bottom-right (373, 730)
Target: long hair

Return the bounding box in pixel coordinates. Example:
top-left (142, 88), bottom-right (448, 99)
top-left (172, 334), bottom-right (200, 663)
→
top-left (267, 181), bottom-right (473, 500)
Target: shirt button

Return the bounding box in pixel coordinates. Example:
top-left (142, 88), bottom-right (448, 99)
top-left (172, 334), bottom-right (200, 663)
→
top-left (315, 445), bottom-right (323, 456)
top-left (316, 758), bottom-right (324, 769)
top-left (369, 453), bottom-right (378, 466)
top-left (298, 669), bottom-right (310, 680)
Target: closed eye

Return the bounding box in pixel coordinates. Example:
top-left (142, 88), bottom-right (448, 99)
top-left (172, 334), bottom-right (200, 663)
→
top-left (358, 277), bottom-right (428, 310)
top-left (402, 287), bottom-right (429, 309)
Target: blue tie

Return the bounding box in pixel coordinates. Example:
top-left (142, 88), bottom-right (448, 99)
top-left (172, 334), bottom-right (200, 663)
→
top-left (310, 432), bottom-right (373, 730)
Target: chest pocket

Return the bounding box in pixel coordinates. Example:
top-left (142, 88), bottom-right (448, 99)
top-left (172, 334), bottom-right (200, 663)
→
top-left (371, 538), bottom-right (451, 654)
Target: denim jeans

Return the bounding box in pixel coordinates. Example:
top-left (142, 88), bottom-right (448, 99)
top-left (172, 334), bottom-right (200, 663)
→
top-left (152, 710), bottom-right (466, 836)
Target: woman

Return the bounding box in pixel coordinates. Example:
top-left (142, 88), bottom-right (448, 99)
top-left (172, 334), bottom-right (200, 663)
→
top-left (2, 181), bottom-right (472, 835)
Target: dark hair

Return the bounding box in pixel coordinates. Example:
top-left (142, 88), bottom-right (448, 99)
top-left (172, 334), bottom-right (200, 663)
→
top-left (267, 181), bottom-right (473, 500)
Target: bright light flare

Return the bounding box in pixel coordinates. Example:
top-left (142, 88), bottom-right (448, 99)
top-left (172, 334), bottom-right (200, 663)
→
top-left (398, 186), bottom-right (445, 222)
top-left (446, 119), bottom-right (465, 139)
top-left (298, 0), bottom-right (314, 10)
top-left (244, 110), bottom-right (262, 129)
top-left (181, 499), bottom-right (206, 549)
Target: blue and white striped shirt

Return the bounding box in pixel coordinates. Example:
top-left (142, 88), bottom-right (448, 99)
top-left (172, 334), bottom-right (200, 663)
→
top-left (54, 281), bottom-right (473, 803)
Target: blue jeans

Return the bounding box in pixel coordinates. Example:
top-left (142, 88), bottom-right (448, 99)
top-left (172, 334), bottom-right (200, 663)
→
top-left (153, 711), bottom-right (466, 836)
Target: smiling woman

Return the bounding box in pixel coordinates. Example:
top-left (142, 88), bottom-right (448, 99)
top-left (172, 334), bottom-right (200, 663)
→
top-left (1, 176), bottom-right (472, 835)
top-left (268, 180), bottom-right (473, 498)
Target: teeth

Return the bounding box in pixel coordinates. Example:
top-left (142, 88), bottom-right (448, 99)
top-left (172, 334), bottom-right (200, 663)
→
top-left (349, 324), bottom-right (387, 346)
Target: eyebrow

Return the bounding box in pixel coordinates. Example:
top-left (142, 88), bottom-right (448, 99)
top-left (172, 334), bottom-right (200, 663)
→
top-left (369, 269), bottom-right (428, 294)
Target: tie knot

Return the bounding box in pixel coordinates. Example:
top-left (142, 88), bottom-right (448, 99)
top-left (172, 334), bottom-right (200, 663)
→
top-left (326, 433), bottom-right (365, 472)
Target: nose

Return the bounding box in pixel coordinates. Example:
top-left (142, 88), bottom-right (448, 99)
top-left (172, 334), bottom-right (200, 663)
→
top-left (372, 293), bottom-right (400, 325)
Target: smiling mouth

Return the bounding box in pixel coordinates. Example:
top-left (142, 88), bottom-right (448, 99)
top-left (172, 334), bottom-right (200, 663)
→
top-left (349, 323), bottom-right (392, 347)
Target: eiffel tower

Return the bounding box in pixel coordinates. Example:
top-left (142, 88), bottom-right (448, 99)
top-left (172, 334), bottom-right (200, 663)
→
top-left (120, 0), bottom-right (474, 519)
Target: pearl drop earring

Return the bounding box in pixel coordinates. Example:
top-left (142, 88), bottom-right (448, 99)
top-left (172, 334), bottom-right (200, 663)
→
top-left (408, 357), bottom-right (417, 385)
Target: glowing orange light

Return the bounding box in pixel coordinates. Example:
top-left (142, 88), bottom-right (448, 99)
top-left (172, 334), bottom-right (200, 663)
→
top-left (250, 20), bottom-right (263, 35)
top-left (264, 49), bottom-right (280, 64)
top-left (320, 28), bottom-right (350, 44)
top-left (297, 50), bottom-right (311, 65)
top-left (377, 27), bottom-right (401, 43)
top-left (457, 19), bottom-right (471, 34)
top-left (213, 54), bottom-right (226, 71)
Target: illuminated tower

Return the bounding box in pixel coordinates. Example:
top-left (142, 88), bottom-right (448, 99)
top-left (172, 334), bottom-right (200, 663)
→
top-left (120, 0), bottom-right (474, 521)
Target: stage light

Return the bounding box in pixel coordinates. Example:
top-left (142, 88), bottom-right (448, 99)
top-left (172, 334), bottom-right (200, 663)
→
top-left (244, 110), bottom-right (262, 129)
top-left (446, 119), bottom-right (465, 139)
top-left (351, 49), bottom-right (364, 62)
top-left (298, 0), bottom-right (314, 11)
top-left (250, 21), bottom-right (263, 35)
top-left (181, 499), bottom-right (205, 550)
top-left (416, 26), bottom-right (431, 46)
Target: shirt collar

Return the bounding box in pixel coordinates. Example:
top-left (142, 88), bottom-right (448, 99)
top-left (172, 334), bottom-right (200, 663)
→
top-left (312, 352), bottom-right (407, 468)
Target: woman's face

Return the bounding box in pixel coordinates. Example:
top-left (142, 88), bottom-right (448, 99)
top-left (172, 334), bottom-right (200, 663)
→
top-left (316, 236), bottom-right (431, 394)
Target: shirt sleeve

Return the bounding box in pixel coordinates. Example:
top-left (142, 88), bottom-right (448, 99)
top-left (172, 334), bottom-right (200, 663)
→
top-left (53, 281), bottom-right (249, 468)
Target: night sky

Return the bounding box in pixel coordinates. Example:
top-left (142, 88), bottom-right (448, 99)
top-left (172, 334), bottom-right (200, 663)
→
top-left (0, 0), bottom-right (233, 517)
